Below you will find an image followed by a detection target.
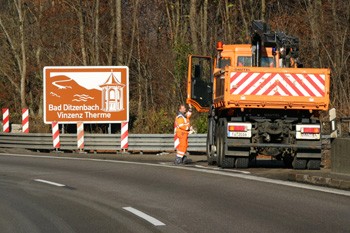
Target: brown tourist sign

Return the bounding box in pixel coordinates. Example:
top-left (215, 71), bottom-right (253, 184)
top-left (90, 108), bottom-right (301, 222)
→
top-left (43, 67), bottom-right (129, 123)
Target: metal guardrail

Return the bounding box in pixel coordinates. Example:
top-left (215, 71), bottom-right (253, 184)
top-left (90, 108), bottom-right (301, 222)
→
top-left (0, 132), bottom-right (331, 154)
top-left (0, 133), bottom-right (207, 153)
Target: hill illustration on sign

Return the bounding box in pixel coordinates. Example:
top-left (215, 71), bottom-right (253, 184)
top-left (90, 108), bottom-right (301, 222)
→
top-left (44, 67), bottom-right (129, 124)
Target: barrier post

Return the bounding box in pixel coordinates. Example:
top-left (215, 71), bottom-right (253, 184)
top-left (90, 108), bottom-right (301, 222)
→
top-left (22, 109), bottom-right (29, 133)
top-left (121, 122), bottom-right (128, 151)
top-left (174, 122), bottom-right (179, 149)
top-left (52, 122), bottom-right (60, 149)
top-left (2, 109), bottom-right (9, 133)
top-left (330, 108), bottom-right (337, 138)
top-left (77, 122), bottom-right (84, 151)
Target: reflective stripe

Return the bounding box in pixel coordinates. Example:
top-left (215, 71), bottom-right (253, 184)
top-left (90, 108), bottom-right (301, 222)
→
top-left (176, 153), bottom-right (184, 158)
top-left (176, 123), bottom-right (190, 128)
top-left (177, 150), bottom-right (185, 158)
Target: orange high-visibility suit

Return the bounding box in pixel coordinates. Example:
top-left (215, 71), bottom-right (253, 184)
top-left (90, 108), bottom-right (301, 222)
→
top-left (175, 111), bottom-right (192, 158)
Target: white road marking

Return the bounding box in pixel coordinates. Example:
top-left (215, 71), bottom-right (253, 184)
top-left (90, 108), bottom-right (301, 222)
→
top-left (194, 165), bottom-right (251, 174)
top-left (34, 179), bottom-right (66, 187)
top-left (2, 153), bottom-right (350, 197)
top-left (123, 207), bottom-right (165, 226)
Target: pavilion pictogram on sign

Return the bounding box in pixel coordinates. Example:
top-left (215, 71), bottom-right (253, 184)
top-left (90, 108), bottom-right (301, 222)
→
top-left (100, 70), bottom-right (125, 112)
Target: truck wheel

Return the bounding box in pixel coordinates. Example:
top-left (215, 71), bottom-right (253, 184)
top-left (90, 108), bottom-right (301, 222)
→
top-left (222, 156), bottom-right (235, 168)
top-left (216, 120), bottom-right (223, 167)
top-left (283, 155), bottom-right (293, 168)
top-left (307, 159), bottom-right (321, 170)
top-left (206, 133), bottom-right (214, 165)
top-left (219, 118), bottom-right (234, 168)
top-left (235, 157), bottom-right (249, 169)
top-left (293, 158), bottom-right (307, 169)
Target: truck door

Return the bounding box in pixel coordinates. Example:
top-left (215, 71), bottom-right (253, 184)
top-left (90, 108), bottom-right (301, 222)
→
top-left (187, 55), bottom-right (213, 112)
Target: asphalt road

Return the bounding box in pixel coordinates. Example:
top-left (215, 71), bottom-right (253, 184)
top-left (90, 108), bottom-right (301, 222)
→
top-left (0, 153), bottom-right (349, 233)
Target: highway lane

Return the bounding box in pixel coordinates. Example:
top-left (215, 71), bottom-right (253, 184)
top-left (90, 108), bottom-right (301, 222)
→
top-left (0, 153), bottom-right (349, 233)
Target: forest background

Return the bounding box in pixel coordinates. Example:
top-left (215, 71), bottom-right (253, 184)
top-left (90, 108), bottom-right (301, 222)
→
top-left (0, 0), bottom-right (349, 134)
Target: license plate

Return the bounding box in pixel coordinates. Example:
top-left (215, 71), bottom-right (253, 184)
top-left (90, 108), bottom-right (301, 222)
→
top-left (301, 133), bottom-right (320, 139)
top-left (228, 132), bottom-right (249, 137)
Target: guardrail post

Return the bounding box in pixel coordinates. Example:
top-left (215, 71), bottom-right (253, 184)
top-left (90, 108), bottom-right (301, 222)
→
top-left (174, 122), bottom-right (179, 149)
top-left (22, 109), bottom-right (29, 133)
top-left (77, 122), bottom-right (84, 152)
top-left (329, 108), bottom-right (337, 138)
top-left (2, 109), bottom-right (9, 132)
top-left (121, 122), bottom-right (128, 152)
top-left (52, 122), bottom-right (60, 150)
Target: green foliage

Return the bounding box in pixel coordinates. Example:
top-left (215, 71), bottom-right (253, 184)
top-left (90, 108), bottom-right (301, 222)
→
top-left (191, 112), bottom-right (208, 134)
top-left (132, 108), bottom-right (174, 134)
top-left (173, 38), bottom-right (193, 82)
top-left (151, 108), bottom-right (174, 134)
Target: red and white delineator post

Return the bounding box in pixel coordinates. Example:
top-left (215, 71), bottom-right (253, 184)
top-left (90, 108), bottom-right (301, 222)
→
top-left (52, 122), bottom-right (60, 149)
top-left (22, 109), bottom-right (29, 133)
top-left (174, 122), bottom-right (179, 149)
top-left (2, 109), bottom-right (9, 133)
top-left (77, 122), bottom-right (84, 150)
top-left (121, 122), bottom-right (128, 151)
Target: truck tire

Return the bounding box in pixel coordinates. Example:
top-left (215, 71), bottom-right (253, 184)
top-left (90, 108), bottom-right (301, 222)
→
top-left (206, 133), bottom-right (214, 165)
top-left (293, 158), bottom-right (307, 169)
top-left (216, 120), bottom-right (223, 167)
top-left (307, 159), bottom-right (321, 170)
top-left (222, 156), bottom-right (235, 168)
top-left (235, 157), bottom-right (249, 169)
top-left (219, 118), bottom-right (234, 168)
top-left (283, 155), bottom-right (293, 168)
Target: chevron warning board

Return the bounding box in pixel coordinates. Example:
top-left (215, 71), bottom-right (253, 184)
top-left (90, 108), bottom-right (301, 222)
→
top-left (230, 72), bottom-right (325, 97)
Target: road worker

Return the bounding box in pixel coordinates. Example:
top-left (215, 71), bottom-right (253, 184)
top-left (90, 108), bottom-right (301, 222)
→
top-left (174, 103), bottom-right (193, 165)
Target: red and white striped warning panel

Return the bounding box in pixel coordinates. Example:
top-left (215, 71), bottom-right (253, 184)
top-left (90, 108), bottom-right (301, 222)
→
top-left (174, 122), bottom-right (179, 149)
top-left (2, 109), bottom-right (9, 133)
top-left (121, 122), bottom-right (128, 149)
top-left (77, 122), bottom-right (84, 148)
top-left (52, 122), bottom-right (60, 148)
top-left (22, 109), bottom-right (29, 133)
top-left (230, 72), bottom-right (326, 97)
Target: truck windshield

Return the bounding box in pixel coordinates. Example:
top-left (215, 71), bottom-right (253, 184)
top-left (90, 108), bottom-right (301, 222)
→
top-left (218, 58), bottom-right (231, 69)
top-left (237, 56), bottom-right (275, 67)
top-left (237, 56), bottom-right (252, 67)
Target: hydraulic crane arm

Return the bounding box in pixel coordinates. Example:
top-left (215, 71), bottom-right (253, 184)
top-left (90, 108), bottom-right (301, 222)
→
top-left (251, 20), bottom-right (302, 68)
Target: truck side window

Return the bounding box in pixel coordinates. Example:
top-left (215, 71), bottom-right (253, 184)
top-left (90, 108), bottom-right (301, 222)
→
top-left (261, 57), bottom-right (275, 67)
top-left (237, 56), bottom-right (252, 67)
top-left (218, 58), bottom-right (231, 69)
top-left (191, 57), bottom-right (211, 83)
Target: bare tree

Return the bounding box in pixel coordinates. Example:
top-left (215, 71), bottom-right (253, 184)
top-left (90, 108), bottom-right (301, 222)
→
top-left (116, 0), bottom-right (123, 65)
top-left (94, 0), bottom-right (100, 65)
top-left (0, 0), bottom-right (27, 109)
top-left (108, 0), bottom-right (116, 65)
top-left (201, 0), bottom-right (208, 54)
top-left (127, 0), bottom-right (139, 66)
top-left (261, 0), bottom-right (266, 21)
top-left (190, 0), bottom-right (199, 54)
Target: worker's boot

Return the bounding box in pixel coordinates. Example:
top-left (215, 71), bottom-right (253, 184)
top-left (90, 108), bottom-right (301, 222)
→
top-left (182, 155), bottom-right (192, 164)
top-left (174, 156), bottom-right (182, 165)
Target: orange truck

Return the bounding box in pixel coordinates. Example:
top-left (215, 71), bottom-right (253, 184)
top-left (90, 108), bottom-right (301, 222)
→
top-left (187, 21), bottom-right (330, 169)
